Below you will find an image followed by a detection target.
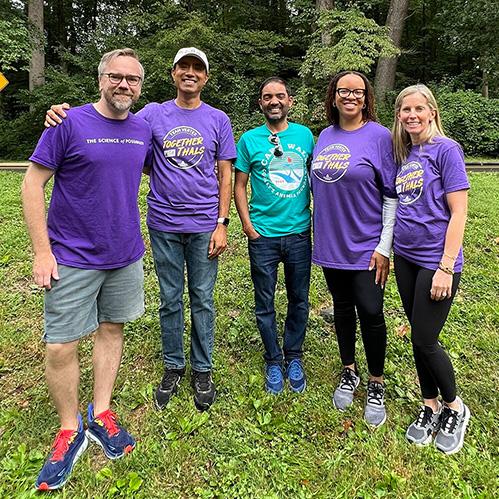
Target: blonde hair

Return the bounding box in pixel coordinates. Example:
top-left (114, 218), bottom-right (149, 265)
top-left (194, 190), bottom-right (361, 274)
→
top-left (392, 84), bottom-right (446, 164)
top-left (97, 48), bottom-right (144, 80)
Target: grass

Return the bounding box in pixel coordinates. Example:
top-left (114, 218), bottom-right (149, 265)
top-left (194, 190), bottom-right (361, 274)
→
top-left (0, 172), bottom-right (498, 498)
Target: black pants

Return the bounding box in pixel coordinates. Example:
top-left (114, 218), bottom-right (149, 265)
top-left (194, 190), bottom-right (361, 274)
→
top-left (394, 254), bottom-right (460, 402)
top-left (323, 268), bottom-right (387, 377)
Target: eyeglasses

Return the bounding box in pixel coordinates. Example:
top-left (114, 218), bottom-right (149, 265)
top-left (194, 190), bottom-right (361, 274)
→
top-left (100, 73), bottom-right (142, 86)
top-left (268, 133), bottom-right (283, 157)
top-left (336, 88), bottom-right (366, 98)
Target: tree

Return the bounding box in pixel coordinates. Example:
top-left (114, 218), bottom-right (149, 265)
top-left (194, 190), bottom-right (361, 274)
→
top-left (374, 0), bottom-right (409, 101)
top-left (28, 0), bottom-right (44, 91)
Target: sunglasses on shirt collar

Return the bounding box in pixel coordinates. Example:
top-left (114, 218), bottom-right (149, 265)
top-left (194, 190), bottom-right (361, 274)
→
top-left (268, 133), bottom-right (283, 157)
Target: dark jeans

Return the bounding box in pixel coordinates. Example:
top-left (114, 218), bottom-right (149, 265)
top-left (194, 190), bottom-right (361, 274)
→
top-left (149, 229), bottom-right (218, 372)
top-left (394, 254), bottom-right (461, 402)
top-left (322, 267), bottom-right (387, 377)
top-left (248, 232), bottom-right (311, 365)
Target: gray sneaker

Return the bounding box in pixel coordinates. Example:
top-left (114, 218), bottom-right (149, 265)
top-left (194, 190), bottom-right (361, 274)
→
top-left (364, 380), bottom-right (386, 427)
top-left (333, 367), bottom-right (360, 410)
top-left (434, 401), bottom-right (471, 455)
top-left (406, 405), bottom-right (441, 446)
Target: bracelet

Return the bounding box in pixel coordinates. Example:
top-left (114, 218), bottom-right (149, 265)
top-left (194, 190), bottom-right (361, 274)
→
top-left (438, 262), bottom-right (455, 275)
top-left (443, 252), bottom-right (457, 261)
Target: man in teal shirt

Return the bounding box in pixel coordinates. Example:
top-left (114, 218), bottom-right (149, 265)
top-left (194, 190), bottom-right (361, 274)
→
top-left (234, 77), bottom-right (314, 394)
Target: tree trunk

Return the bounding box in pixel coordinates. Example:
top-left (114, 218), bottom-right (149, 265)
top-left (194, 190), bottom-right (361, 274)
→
top-left (28, 0), bottom-right (45, 93)
top-left (482, 69), bottom-right (489, 98)
top-left (316, 0), bottom-right (335, 46)
top-left (374, 0), bottom-right (409, 102)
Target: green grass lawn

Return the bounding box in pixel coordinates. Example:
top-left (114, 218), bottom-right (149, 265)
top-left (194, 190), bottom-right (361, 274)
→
top-left (0, 172), bottom-right (498, 498)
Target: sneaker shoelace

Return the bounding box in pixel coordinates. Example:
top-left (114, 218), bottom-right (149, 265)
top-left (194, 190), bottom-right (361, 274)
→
top-left (440, 406), bottom-right (459, 434)
top-left (161, 370), bottom-right (180, 390)
top-left (95, 409), bottom-right (120, 437)
top-left (288, 361), bottom-right (303, 379)
top-left (267, 366), bottom-right (282, 384)
top-left (50, 429), bottom-right (77, 462)
top-left (339, 368), bottom-right (357, 391)
top-left (367, 382), bottom-right (385, 406)
top-left (415, 406), bottom-right (434, 427)
top-left (194, 372), bottom-right (211, 392)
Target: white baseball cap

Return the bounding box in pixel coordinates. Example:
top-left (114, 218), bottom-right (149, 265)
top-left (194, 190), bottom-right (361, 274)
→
top-left (172, 47), bottom-right (209, 73)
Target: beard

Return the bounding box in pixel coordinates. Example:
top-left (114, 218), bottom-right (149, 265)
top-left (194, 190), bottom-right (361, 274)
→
top-left (104, 90), bottom-right (135, 111)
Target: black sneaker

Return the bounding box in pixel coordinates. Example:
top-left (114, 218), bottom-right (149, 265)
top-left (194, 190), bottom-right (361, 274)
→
top-left (191, 370), bottom-right (216, 411)
top-left (154, 367), bottom-right (185, 410)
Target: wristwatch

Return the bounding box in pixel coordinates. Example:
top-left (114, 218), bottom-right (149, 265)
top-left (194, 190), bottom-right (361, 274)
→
top-left (217, 217), bottom-right (230, 226)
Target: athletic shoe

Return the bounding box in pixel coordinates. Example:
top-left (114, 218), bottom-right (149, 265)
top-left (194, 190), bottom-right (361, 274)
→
top-left (191, 370), bottom-right (216, 411)
top-left (434, 399), bottom-right (471, 455)
top-left (35, 414), bottom-right (88, 491)
top-left (265, 364), bottom-right (284, 395)
top-left (286, 359), bottom-right (306, 393)
top-left (154, 367), bottom-right (186, 410)
top-left (406, 404), bottom-right (441, 446)
top-left (86, 404), bottom-right (135, 459)
top-left (333, 367), bottom-right (360, 410)
top-left (364, 380), bottom-right (387, 427)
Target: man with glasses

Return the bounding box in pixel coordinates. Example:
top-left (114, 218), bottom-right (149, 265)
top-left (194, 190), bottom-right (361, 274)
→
top-left (24, 48), bottom-right (151, 490)
top-left (234, 77), bottom-right (314, 394)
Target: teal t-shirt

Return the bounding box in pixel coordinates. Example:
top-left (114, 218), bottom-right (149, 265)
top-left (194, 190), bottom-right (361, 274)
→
top-left (235, 122), bottom-right (314, 237)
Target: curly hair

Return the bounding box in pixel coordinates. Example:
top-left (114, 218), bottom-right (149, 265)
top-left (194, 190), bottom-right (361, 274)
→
top-left (324, 71), bottom-right (377, 125)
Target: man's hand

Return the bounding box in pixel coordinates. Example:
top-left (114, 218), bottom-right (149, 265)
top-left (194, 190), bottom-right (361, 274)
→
top-left (243, 224), bottom-right (261, 241)
top-left (33, 251), bottom-right (59, 289)
top-left (430, 269), bottom-right (453, 301)
top-left (44, 103), bottom-right (70, 128)
top-left (208, 225), bottom-right (228, 259)
top-left (368, 251), bottom-right (389, 288)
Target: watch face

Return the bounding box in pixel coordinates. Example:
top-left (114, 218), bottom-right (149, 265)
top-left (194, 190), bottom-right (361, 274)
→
top-left (218, 217), bottom-right (230, 226)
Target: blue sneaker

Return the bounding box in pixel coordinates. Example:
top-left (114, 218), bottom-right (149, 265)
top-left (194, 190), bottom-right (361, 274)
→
top-left (265, 364), bottom-right (284, 394)
top-left (35, 414), bottom-right (88, 491)
top-left (86, 404), bottom-right (135, 459)
top-left (286, 359), bottom-right (306, 393)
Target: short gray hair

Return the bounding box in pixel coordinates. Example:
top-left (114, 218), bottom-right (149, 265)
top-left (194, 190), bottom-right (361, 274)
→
top-left (97, 48), bottom-right (144, 80)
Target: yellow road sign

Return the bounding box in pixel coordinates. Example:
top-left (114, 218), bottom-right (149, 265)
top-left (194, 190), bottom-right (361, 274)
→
top-left (0, 73), bottom-right (9, 92)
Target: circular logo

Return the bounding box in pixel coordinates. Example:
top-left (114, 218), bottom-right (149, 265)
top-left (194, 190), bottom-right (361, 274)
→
top-left (311, 143), bottom-right (350, 183)
top-left (268, 151), bottom-right (306, 192)
top-left (396, 161), bottom-right (424, 205)
top-left (162, 126), bottom-right (205, 169)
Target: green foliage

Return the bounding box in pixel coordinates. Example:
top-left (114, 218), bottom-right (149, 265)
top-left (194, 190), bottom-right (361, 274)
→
top-left (0, 17), bottom-right (32, 72)
top-left (300, 8), bottom-right (399, 80)
top-left (437, 91), bottom-right (499, 157)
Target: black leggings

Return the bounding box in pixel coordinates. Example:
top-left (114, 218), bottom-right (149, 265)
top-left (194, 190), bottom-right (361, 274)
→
top-left (394, 254), bottom-right (461, 402)
top-left (323, 268), bottom-right (387, 377)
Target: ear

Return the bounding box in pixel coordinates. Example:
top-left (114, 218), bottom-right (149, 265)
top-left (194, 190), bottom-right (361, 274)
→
top-left (288, 95), bottom-right (294, 108)
top-left (258, 98), bottom-right (263, 111)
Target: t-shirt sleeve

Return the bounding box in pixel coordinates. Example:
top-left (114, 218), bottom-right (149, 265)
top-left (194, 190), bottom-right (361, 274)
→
top-left (440, 143), bottom-right (470, 193)
top-left (375, 131), bottom-right (398, 199)
top-left (234, 134), bottom-right (251, 173)
top-left (29, 121), bottom-right (70, 170)
top-left (216, 114), bottom-right (237, 161)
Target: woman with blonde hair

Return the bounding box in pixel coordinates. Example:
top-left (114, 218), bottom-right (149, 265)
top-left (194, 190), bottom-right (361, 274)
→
top-left (392, 84), bottom-right (470, 454)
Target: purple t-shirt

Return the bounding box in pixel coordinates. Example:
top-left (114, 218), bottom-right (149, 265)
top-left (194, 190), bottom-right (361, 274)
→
top-left (29, 104), bottom-right (152, 270)
top-left (137, 100), bottom-right (237, 232)
top-left (393, 137), bottom-right (470, 272)
top-left (311, 121), bottom-right (397, 269)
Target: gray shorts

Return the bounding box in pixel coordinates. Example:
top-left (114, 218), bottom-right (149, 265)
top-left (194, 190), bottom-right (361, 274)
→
top-left (43, 259), bottom-right (144, 344)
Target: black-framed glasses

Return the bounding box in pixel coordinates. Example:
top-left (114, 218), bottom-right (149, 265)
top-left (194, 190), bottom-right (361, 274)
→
top-left (268, 133), bottom-right (283, 157)
top-left (336, 88), bottom-right (366, 98)
top-left (100, 73), bottom-right (142, 86)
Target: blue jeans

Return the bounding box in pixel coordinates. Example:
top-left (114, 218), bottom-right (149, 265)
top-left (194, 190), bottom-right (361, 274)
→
top-left (149, 229), bottom-right (218, 372)
top-left (248, 231), bottom-right (311, 365)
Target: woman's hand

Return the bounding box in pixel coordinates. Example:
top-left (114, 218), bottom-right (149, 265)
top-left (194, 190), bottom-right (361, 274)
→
top-left (369, 251), bottom-right (389, 288)
top-left (430, 269), bottom-right (453, 300)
